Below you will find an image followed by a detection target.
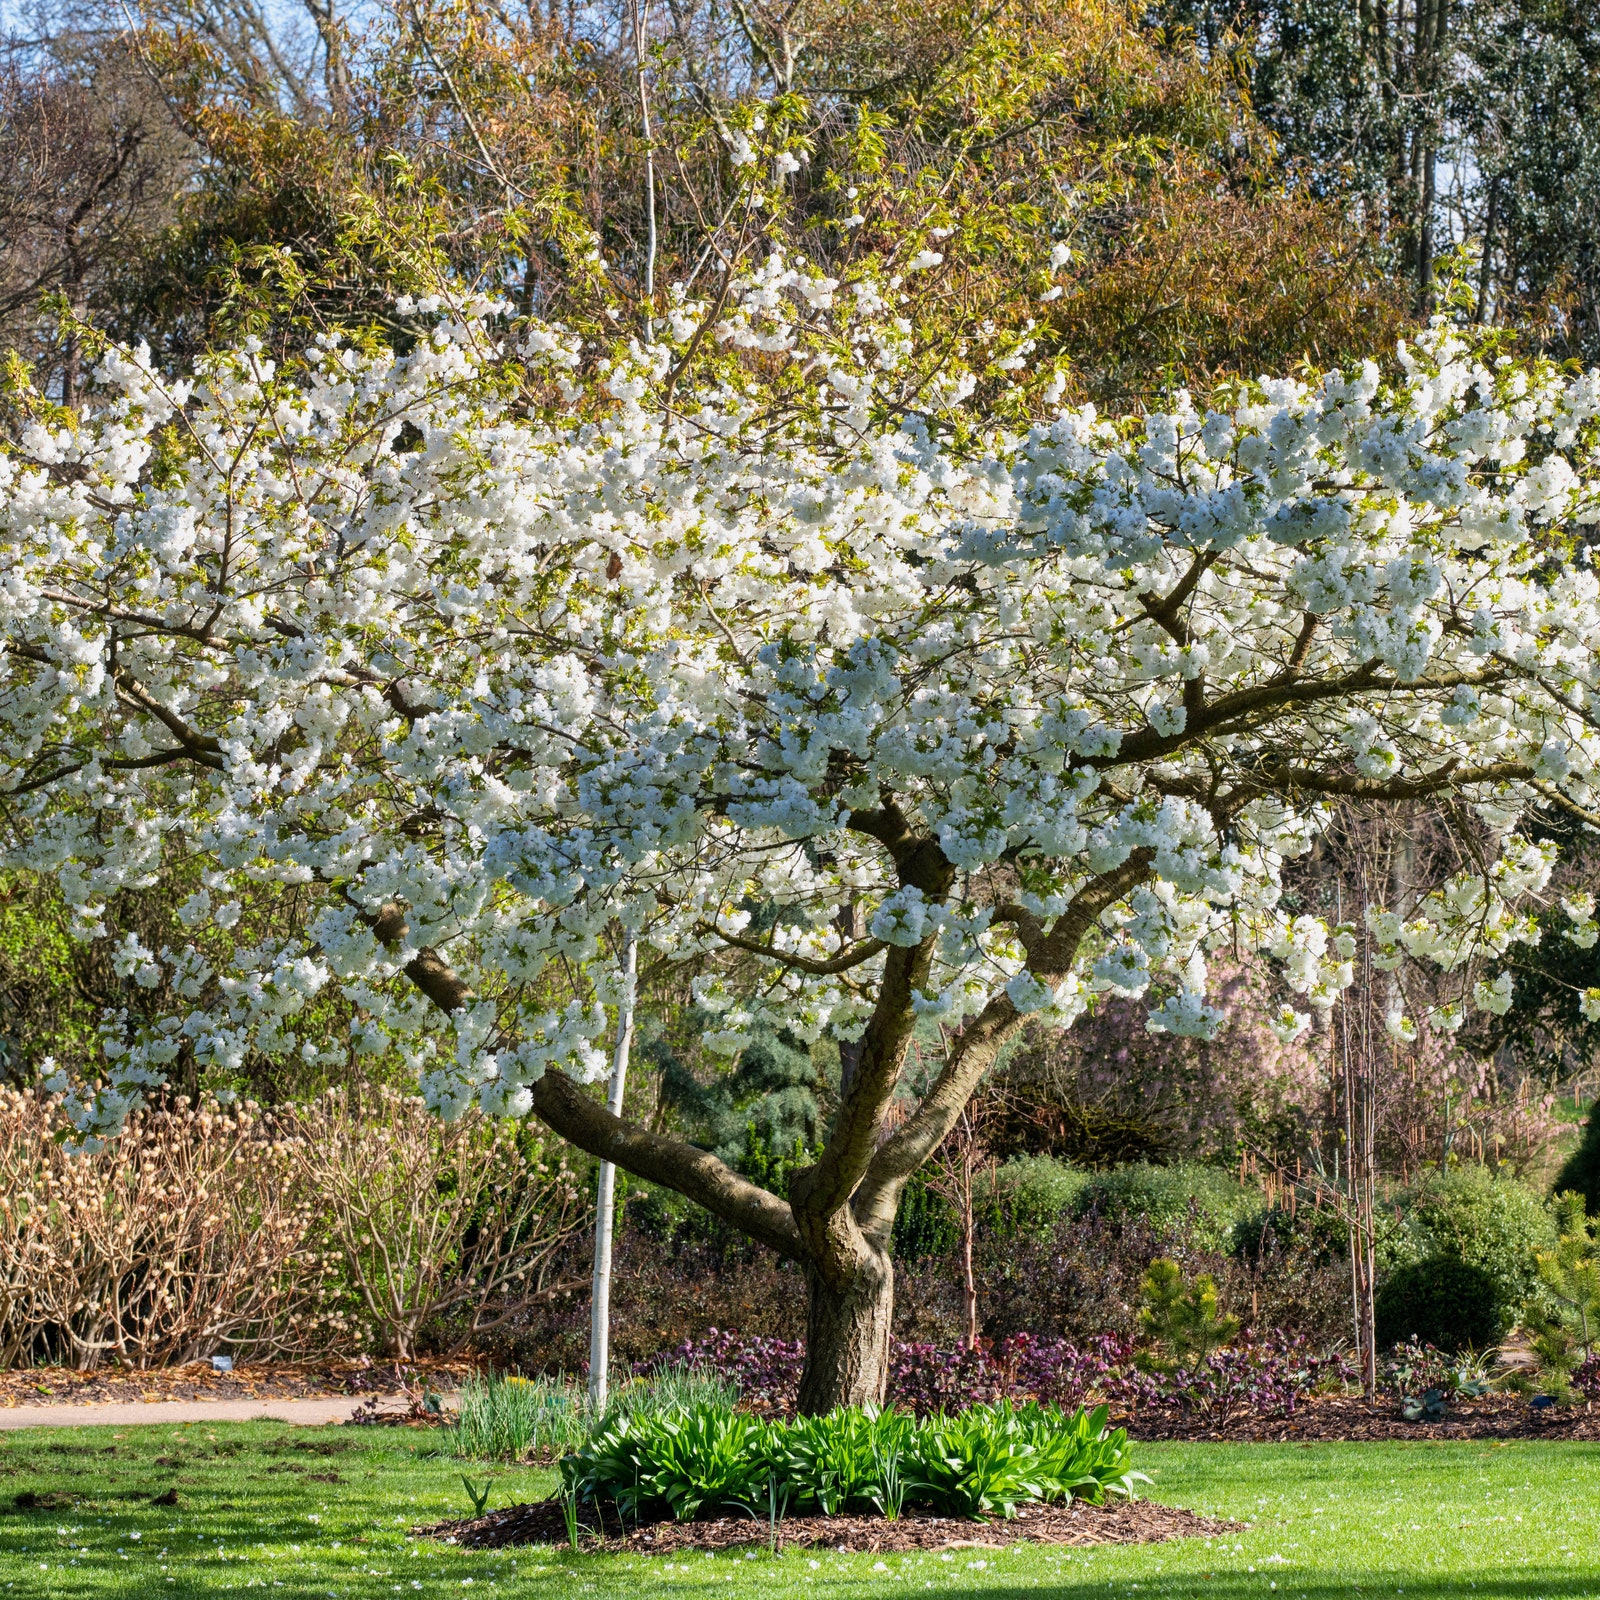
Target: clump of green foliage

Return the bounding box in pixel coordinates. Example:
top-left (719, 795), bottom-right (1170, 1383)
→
top-left (1556, 1102), bottom-right (1600, 1219)
top-left (451, 1366), bottom-right (741, 1461)
top-left (559, 1399), bottom-right (1142, 1524)
top-left (1404, 1166), bottom-right (1556, 1329)
top-left (1137, 1259), bottom-right (1239, 1372)
top-left (1522, 1192), bottom-right (1600, 1401)
top-left (1375, 1257), bottom-right (1504, 1355)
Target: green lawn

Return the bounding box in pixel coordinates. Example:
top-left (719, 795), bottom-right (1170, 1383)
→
top-left (1, 1421), bottom-right (1597, 1598)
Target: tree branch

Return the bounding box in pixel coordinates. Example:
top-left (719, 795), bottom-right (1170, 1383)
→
top-left (530, 1069), bottom-right (803, 1258)
top-left (853, 849), bottom-right (1157, 1241)
top-left (1256, 757), bottom-right (1531, 799)
top-left (697, 922), bottom-right (888, 975)
top-left (373, 902), bottom-right (803, 1259)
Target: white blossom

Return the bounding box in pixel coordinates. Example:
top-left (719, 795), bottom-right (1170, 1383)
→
top-left (3, 277), bottom-right (1599, 1140)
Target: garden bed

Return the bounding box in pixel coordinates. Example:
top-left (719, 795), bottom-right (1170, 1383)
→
top-left (1123, 1394), bottom-right (1600, 1442)
top-left (0, 1356), bottom-right (474, 1409)
top-left (422, 1497), bottom-right (1243, 1554)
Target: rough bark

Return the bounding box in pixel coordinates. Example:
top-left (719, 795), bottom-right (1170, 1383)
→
top-left (795, 1246), bottom-right (895, 1414)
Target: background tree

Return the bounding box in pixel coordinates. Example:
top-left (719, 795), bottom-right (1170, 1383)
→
top-left (0, 0), bottom-right (1408, 403)
top-left (0, 33), bottom-right (191, 401)
top-left (1159, 0), bottom-right (1600, 353)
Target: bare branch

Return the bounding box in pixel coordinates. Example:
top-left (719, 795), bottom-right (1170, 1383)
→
top-left (698, 922), bottom-right (888, 975)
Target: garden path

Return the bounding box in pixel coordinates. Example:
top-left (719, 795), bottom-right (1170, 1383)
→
top-left (0, 1393), bottom-right (454, 1428)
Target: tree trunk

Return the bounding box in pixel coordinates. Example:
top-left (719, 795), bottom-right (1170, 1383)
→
top-left (795, 1249), bottom-right (895, 1414)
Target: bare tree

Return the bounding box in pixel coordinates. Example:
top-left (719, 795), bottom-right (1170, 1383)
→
top-left (0, 36), bottom-right (190, 400)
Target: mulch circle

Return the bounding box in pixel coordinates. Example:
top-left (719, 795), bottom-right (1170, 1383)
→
top-left (1123, 1393), bottom-right (1600, 1443)
top-left (419, 1498), bottom-right (1242, 1555)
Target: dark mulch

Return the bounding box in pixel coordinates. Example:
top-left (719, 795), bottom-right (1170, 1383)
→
top-left (0, 1356), bottom-right (476, 1409)
top-left (419, 1498), bottom-right (1241, 1554)
top-left (1124, 1394), bottom-right (1600, 1442)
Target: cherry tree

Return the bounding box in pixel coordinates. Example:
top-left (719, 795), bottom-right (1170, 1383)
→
top-left (4, 258), bottom-right (1600, 1409)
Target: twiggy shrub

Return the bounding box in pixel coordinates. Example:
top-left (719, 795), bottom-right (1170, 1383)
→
top-left (0, 1085), bottom-right (589, 1368)
top-left (283, 1088), bottom-right (589, 1359)
top-left (0, 1088), bottom-right (337, 1368)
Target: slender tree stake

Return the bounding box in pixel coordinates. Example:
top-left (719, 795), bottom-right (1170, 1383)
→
top-left (589, 933), bottom-right (638, 1412)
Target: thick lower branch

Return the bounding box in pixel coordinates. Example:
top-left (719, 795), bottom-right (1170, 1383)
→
top-left (789, 937), bottom-right (936, 1226)
top-left (377, 901), bottom-right (803, 1261)
top-left (853, 849), bottom-right (1157, 1241)
top-left (529, 1070), bottom-right (802, 1258)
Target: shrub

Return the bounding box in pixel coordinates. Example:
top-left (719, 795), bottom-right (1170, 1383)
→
top-left (1556, 1100), bottom-right (1600, 1217)
top-left (1077, 1162), bottom-right (1258, 1249)
top-left (0, 1086), bottom-right (592, 1368)
top-left (892, 1172), bottom-right (961, 1260)
top-left (561, 1399), bottom-right (1140, 1524)
top-left (1231, 1199), bottom-right (1418, 1277)
top-left (992, 1156), bottom-right (1092, 1237)
top-left (1375, 1256), bottom-right (1503, 1353)
top-left (1404, 1166), bottom-right (1555, 1328)
top-left (1137, 1259), bottom-right (1238, 1371)
top-left (664, 1325), bottom-right (1341, 1421)
top-left (1521, 1192), bottom-right (1600, 1400)
top-left (888, 1340), bottom-right (1006, 1414)
top-left (0, 1089), bottom-right (338, 1368)
top-left (284, 1088), bottom-right (589, 1358)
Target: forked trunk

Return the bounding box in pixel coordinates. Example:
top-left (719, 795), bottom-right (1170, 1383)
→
top-left (795, 1249), bottom-right (895, 1414)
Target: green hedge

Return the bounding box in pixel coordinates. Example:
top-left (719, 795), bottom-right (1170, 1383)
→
top-left (1375, 1256), bottom-right (1505, 1353)
top-left (985, 1157), bottom-right (1257, 1249)
top-left (1077, 1161), bottom-right (1259, 1248)
top-left (1403, 1166), bottom-right (1555, 1329)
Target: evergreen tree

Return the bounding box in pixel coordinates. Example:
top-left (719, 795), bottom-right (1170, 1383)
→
top-left (1557, 1105), bottom-right (1600, 1218)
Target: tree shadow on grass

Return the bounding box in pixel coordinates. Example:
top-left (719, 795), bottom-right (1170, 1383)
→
top-left (971, 1579), bottom-right (1594, 1600)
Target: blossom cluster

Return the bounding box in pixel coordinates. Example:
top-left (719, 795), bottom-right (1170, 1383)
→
top-left (3, 256), bottom-right (1600, 1139)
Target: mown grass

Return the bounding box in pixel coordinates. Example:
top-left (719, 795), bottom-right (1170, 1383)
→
top-left (1, 1420), bottom-right (1598, 1598)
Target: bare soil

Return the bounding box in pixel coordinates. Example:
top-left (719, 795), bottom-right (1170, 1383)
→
top-left (420, 1498), bottom-right (1242, 1554)
top-left (1123, 1393), bottom-right (1600, 1442)
top-left (0, 1357), bottom-right (473, 1409)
